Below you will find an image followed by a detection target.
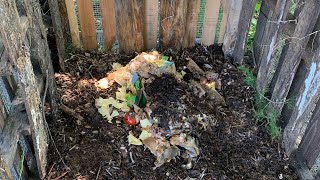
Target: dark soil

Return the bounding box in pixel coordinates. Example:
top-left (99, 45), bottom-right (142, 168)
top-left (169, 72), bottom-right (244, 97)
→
top-left (46, 45), bottom-right (297, 179)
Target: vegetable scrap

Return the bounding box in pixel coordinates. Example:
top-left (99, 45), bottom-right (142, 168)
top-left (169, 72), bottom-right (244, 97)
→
top-left (95, 51), bottom-right (224, 168)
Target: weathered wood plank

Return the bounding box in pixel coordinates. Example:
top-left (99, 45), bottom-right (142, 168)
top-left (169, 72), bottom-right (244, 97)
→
top-left (233, 0), bottom-right (257, 64)
top-left (0, 111), bottom-right (28, 179)
top-left (65, 0), bottom-right (81, 48)
top-left (115, 0), bottom-right (145, 53)
top-left (218, 0), bottom-right (230, 43)
top-left (2, 0), bottom-right (55, 178)
top-left (0, 97), bottom-right (6, 133)
top-left (282, 1), bottom-right (320, 154)
top-left (159, 0), bottom-right (187, 50)
top-left (23, 0), bottom-right (58, 119)
top-left (256, 0), bottom-right (292, 93)
top-left (253, 1), bottom-right (270, 67)
top-left (100, 0), bottom-right (117, 50)
top-left (48, 0), bottom-right (66, 71)
top-left (0, 52), bottom-right (13, 76)
top-left (144, 0), bottom-right (158, 50)
top-left (77, 0), bottom-right (98, 51)
top-left (201, 0), bottom-right (221, 46)
top-left (58, 0), bottom-right (72, 45)
top-left (300, 100), bottom-right (320, 169)
top-left (223, 0), bottom-right (244, 56)
top-left (183, 0), bottom-right (200, 48)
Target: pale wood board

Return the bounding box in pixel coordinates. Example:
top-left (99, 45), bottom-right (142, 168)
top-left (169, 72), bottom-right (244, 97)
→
top-left (218, 0), bottom-right (230, 43)
top-left (65, 0), bottom-right (81, 48)
top-left (202, 0), bottom-right (221, 46)
top-left (77, 0), bottom-right (98, 51)
top-left (100, 0), bottom-right (117, 50)
top-left (183, 0), bottom-right (200, 48)
top-left (144, 0), bottom-right (159, 50)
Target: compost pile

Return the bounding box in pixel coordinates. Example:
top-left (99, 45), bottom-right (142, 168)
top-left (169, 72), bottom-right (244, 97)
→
top-left (47, 45), bottom-right (297, 179)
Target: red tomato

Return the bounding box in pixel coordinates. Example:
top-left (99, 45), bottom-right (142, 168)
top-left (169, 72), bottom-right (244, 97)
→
top-left (124, 112), bottom-right (137, 126)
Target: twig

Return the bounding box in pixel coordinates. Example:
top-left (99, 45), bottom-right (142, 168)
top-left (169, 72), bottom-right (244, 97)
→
top-left (95, 163), bottom-right (102, 180)
top-left (60, 103), bottom-right (84, 121)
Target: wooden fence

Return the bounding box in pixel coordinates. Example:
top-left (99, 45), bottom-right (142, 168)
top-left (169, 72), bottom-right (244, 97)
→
top-left (2, 0), bottom-right (320, 179)
top-left (0, 0), bottom-right (58, 179)
top-left (253, 0), bottom-right (320, 179)
top-left (63, 0), bottom-right (258, 64)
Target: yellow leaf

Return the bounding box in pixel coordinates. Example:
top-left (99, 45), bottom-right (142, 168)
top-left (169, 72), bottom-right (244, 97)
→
top-left (206, 82), bottom-right (216, 89)
top-left (116, 86), bottom-right (128, 102)
top-left (139, 130), bottom-right (152, 140)
top-left (128, 132), bottom-right (143, 145)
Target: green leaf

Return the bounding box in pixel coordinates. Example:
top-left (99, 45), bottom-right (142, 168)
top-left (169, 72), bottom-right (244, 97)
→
top-left (162, 56), bottom-right (169, 61)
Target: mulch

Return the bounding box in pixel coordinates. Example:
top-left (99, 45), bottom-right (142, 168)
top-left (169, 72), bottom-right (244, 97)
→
top-left (46, 45), bottom-right (297, 180)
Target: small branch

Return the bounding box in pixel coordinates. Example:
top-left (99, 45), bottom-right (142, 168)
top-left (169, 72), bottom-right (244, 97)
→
top-left (60, 103), bottom-right (84, 121)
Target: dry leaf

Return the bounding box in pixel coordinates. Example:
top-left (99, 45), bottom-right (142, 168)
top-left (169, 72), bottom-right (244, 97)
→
top-left (139, 130), bottom-right (152, 140)
top-left (128, 131), bottom-right (143, 145)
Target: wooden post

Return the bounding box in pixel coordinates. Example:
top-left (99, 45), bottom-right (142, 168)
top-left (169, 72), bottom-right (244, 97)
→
top-left (201, 0), bottom-right (221, 46)
top-left (223, 0), bottom-right (244, 56)
top-left (115, 0), bottom-right (145, 53)
top-left (0, 0), bottom-right (48, 178)
top-left (48, 0), bottom-right (66, 71)
top-left (218, 0), bottom-right (230, 43)
top-left (159, 0), bottom-right (187, 50)
top-left (100, 0), bottom-right (117, 50)
top-left (144, 0), bottom-right (158, 50)
top-left (256, 0), bottom-right (292, 93)
top-left (77, 0), bottom-right (98, 51)
top-left (269, 0), bottom-right (320, 114)
top-left (65, 0), bottom-right (81, 48)
top-left (232, 0), bottom-right (257, 64)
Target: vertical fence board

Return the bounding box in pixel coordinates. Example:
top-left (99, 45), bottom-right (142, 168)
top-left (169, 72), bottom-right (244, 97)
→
top-left (115, 0), bottom-right (145, 53)
top-left (202, 0), bottom-right (221, 46)
top-left (77, 0), bottom-right (98, 51)
top-left (218, 0), bottom-right (230, 43)
top-left (233, 0), bottom-right (257, 64)
top-left (65, 0), bottom-right (81, 48)
top-left (160, 0), bottom-right (187, 50)
top-left (300, 101), bottom-right (320, 168)
top-left (269, 0), bottom-right (320, 124)
top-left (100, 0), bottom-right (117, 50)
top-left (256, 0), bottom-right (291, 93)
top-left (223, 0), bottom-right (244, 56)
top-left (283, 37), bottom-right (320, 156)
top-left (183, 0), bottom-right (200, 48)
top-left (48, 0), bottom-right (66, 71)
top-left (144, 0), bottom-right (158, 50)
top-left (253, 1), bottom-right (270, 67)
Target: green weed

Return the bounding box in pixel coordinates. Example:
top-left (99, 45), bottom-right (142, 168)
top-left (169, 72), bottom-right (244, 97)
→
top-left (247, 1), bottom-right (262, 50)
top-left (238, 65), bottom-right (284, 140)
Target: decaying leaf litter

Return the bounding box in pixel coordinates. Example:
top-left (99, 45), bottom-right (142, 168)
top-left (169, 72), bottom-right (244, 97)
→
top-left (47, 45), bottom-right (297, 179)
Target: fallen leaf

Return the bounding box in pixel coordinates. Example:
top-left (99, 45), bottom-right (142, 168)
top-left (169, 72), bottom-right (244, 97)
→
top-left (112, 62), bottom-right (123, 71)
top-left (128, 131), bottom-right (143, 145)
top-left (139, 130), bottom-right (152, 140)
top-left (140, 119), bottom-right (152, 128)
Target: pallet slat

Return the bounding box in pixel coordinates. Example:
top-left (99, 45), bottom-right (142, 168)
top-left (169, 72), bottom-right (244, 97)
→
top-left (218, 0), bottom-right (230, 43)
top-left (65, 0), bottom-right (81, 48)
top-left (144, 0), bottom-right (158, 50)
top-left (256, 0), bottom-right (292, 93)
top-left (160, 0), bottom-right (187, 50)
top-left (183, 0), bottom-right (200, 48)
top-left (100, 0), bottom-right (117, 50)
top-left (115, 0), bottom-right (145, 53)
top-left (77, 0), bottom-right (98, 51)
top-left (201, 0), bottom-right (221, 46)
